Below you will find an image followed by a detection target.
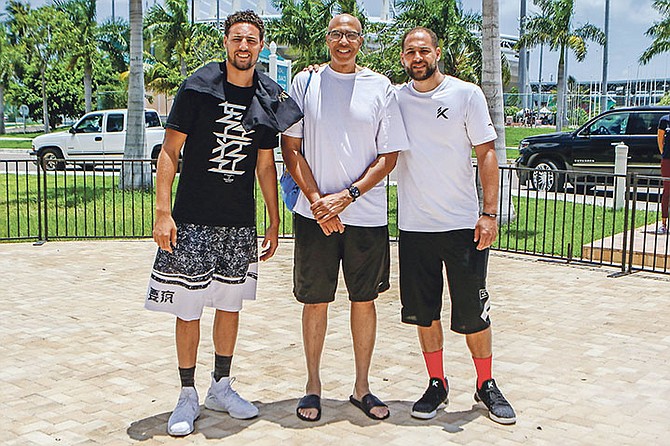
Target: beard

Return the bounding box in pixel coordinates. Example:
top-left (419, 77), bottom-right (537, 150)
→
top-left (229, 53), bottom-right (257, 71)
top-left (404, 60), bottom-right (437, 81)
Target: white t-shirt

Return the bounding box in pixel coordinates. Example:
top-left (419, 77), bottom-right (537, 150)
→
top-left (396, 76), bottom-right (497, 232)
top-left (284, 66), bottom-right (408, 227)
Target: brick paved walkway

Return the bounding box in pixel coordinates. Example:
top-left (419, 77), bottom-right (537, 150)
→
top-left (1, 240), bottom-right (669, 445)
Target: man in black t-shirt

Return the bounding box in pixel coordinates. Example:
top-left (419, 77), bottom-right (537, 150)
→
top-left (144, 11), bottom-right (302, 437)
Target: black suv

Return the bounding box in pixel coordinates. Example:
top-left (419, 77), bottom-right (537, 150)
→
top-left (516, 106), bottom-right (669, 191)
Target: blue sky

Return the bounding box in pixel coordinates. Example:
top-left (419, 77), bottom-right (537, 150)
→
top-left (3, 0), bottom-right (668, 83)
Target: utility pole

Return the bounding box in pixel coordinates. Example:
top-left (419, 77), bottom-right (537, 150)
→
top-left (601, 0), bottom-right (610, 112)
top-left (518, 0), bottom-right (528, 109)
top-left (111, 0), bottom-right (115, 20)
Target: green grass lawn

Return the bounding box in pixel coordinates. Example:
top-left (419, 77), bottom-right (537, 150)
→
top-left (496, 194), bottom-right (658, 257)
top-left (1, 172), bottom-right (659, 264)
top-left (505, 126), bottom-right (557, 147)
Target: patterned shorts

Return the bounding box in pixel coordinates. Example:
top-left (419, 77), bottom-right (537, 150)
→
top-left (145, 223), bottom-right (258, 320)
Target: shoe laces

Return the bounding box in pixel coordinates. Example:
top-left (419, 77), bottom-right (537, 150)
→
top-left (484, 384), bottom-right (506, 406)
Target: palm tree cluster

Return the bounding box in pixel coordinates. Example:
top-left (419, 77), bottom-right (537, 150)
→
top-left (0, 0), bottom-right (226, 134)
top-left (6, 0), bottom-right (612, 137)
top-left (517, 0), bottom-right (605, 131)
top-left (266, 0), bottom-right (507, 85)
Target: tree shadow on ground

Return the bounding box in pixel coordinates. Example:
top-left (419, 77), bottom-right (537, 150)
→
top-left (127, 397), bottom-right (484, 441)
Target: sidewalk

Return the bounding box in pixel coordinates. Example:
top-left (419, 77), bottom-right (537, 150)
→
top-left (1, 240), bottom-right (669, 445)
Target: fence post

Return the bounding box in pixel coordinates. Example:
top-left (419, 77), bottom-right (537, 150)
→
top-left (614, 141), bottom-right (628, 210)
top-left (42, 159), bottom-right (49, 243)
top-left (626, 173), bottom-right (638, 273)
top-left (34, 157), bottom-right (48, 245)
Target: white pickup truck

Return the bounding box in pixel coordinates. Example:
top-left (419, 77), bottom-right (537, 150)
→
top-left (31, 109), bottom-right (165, 171)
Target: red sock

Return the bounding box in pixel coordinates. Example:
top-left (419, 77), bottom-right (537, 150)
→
top-left (473, 355), bottom-right (492, 389)
top-left (422, 349), bottom-right (446, 387)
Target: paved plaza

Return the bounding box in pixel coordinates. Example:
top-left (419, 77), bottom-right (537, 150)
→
top-left (1, 239), bottom-right (669, 445)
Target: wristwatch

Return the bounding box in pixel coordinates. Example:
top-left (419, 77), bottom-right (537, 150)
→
top-left (348, 185), bottom-right (361, 202)
top-left (480, 212), bottom-right (497, 218)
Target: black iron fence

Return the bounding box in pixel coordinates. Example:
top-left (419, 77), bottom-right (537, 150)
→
top-left (1, 157), bottom-right (668, 275)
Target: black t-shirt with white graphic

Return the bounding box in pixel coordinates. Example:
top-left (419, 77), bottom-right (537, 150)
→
top-left (167, 81), bottom-right (279, 226)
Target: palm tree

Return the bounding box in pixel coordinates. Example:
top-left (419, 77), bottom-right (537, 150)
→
top-left (145, 0), bottom-right (219, 77)
top-left (518, 0), bottom-right (605, 131)
top-left (6, 1), bottom-right (71, 132)
top-left (481, 0), bottom-right (514, 224)
top-left (98, 17), bottom-right (130, 74)
top-left (0, 23), bottom-right (15, 135)
top-left (640, 0), bottom-right (670, 65)
top-left (267, 0), bottom-right (336, 73)
top-left (121, 0), bottom-right (151, 190)
top-left (54, 0), bottom-right (98, 112)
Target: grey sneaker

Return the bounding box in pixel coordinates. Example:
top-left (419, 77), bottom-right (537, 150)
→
top-left (657, 225), bottom-right (668, 235)
top-left (474, 379), bottom-right (516, 425)
top-left (167, 387), bottom-right (200, 437)
top-left (204, 374), bottom-right (259, 419)
top-left (411, 377), bottom-right (449, 419)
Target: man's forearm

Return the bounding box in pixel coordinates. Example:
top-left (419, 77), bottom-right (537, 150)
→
top-left (155, 149), bottom-right (178, 217)
top-left (476, 143), bottom-right (500, 214)
top-left (281, 135), bottom-right (321, 203)
top-left (350, 151), bottom-right (399, 195)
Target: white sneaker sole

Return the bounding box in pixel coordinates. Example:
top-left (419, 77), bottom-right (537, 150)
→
top-left (410, 400), bottom-right (447, 420)
top-left (474, 393), bottom-right (516, 425)
top-left (204, 398), bottom-right (259, 419)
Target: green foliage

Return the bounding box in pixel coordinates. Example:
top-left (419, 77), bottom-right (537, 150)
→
top-left (640, 0), bottom-right (670, 64)
top-left (504, 105), bottom-right (520, 118)
top-left (8, 59), bottom-right (84, 127)
top-left (267, 0), bottom-right (334, 73)
top-left (358, 22), bottom-right (407, 84)
top-left (659, 91), bottom-right (670, 105)
top-left (505, 86), bottom-right (520, 106)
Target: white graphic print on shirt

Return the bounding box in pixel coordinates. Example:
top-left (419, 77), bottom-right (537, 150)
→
top-left (209, 101), bottom-right (255, 183)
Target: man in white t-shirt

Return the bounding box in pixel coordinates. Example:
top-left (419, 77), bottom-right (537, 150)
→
top-left (281, 13), bottom-right (408, 422)
top-left (395, 27), bottom-right (516, 425)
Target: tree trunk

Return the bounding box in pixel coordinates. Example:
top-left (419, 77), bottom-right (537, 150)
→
top-left (556, 46), bottom-right (567, 132)
top-left (84, 61), bottom-right (93, 113)
top-left (41, 66), bottom-right (50, 133)
top-left (180, 56), bottom-right (187, 77)
top-left (0, 83), bottom-right (5, 135)
top-left (480, 0), bottom-right (515, 224)
top-left (121, 0), bottom-right (151, 190)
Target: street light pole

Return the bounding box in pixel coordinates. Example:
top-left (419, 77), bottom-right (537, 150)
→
top-left (600, 0), bottom-right (610, 112)
top-left (519, 0), bottom-right (528, 109)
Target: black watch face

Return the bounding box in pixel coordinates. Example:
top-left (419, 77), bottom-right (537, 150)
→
top-left (349, 186), bottom-right (360, 199)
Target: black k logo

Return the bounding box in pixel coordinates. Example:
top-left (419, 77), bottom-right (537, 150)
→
top-left (437, 107), bottom-right (449, 120)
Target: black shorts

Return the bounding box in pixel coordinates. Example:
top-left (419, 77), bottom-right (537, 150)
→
top-left (399, 229), bottom-right (491, 334)
top-left (293, 213), bottom-right (390, 304)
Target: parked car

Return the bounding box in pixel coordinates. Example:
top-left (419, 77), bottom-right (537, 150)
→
top-left (30, 109), bottom-right (165, 171)
top-left (516, 106), bottom-right (669, 191)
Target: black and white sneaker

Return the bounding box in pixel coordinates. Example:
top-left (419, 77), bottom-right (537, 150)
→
top-left (411, 377), bottom-right (449, 419)
top-left (474, 379), bottom-right (516, 425)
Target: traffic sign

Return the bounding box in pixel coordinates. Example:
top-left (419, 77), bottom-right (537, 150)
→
top-left (19, 104), bottom-right (29, 117)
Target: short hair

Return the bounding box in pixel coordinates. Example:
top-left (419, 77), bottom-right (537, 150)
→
top-left (401, 27), bottom-right (439, 50)
top-left (224, 10), bottom-right (265, 41)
